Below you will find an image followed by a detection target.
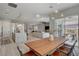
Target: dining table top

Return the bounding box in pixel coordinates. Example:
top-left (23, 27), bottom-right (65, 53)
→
top-left (26, 37), bottom-right (67, 56)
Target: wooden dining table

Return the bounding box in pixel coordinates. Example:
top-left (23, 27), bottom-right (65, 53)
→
top-left (26, 37), bottom-right (67, 56)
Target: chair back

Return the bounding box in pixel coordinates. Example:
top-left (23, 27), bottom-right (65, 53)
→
top-left (67, 40), bottom-right (77, 55)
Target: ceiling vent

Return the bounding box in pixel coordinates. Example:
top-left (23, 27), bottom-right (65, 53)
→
top-left (8, 3), bottom-right (17, 8)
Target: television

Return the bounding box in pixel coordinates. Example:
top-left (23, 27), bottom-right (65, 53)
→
top-left (45, 26), bottom-right (49, 30)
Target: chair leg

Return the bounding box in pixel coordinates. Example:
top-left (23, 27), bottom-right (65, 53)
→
top-left (68, 51), bottom-right (74, 56)
top-left (71, 51), bottom-right (74, 56)
top-left (70, 50), bottom-right (75, 56)
top-left (73, 53), bottom-right (74, 56)
top-left (73, 48), bottom-right (78, 56)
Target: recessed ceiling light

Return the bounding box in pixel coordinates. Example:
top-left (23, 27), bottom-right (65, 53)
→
top-left (55, 10), bottom-right (58, 13)
top-left (36, 14), bottom-right (41, 18)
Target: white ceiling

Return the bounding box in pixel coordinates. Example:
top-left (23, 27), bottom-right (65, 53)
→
top-left (0, 3), bottom-right (78, 23)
